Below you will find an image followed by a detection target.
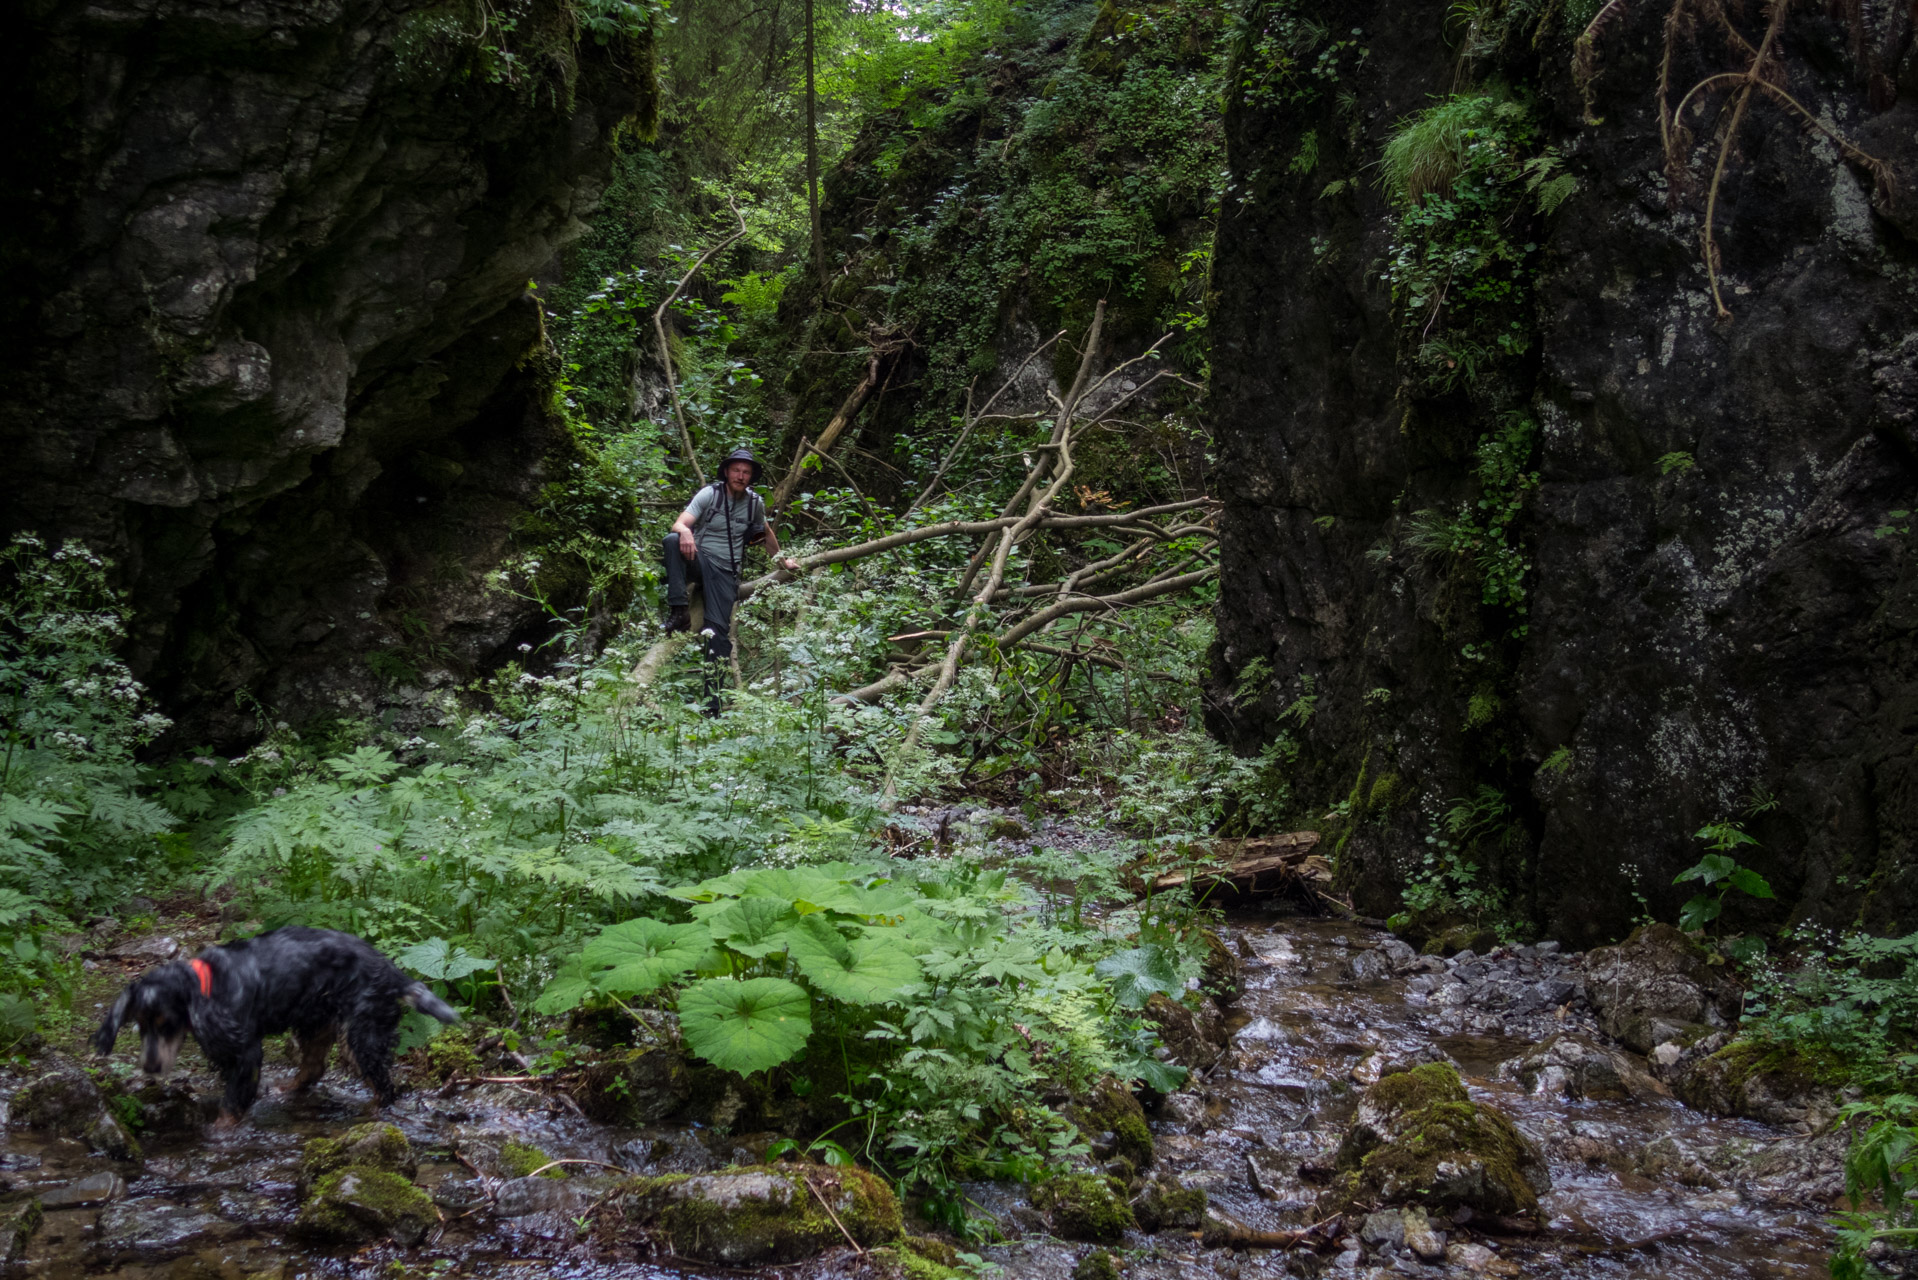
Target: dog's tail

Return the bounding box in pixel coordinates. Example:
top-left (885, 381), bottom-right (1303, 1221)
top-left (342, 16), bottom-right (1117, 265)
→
top-left (403, 983), bottom-right (461, 1024)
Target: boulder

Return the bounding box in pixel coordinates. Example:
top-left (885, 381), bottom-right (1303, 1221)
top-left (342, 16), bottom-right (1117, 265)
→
top-left (630, 1165), bottom-right (900, 1265)
top-left (1073, 1247), bottom-right (1122, 1280)
top-left (1327, 1063), bottom-right (1549, 1219)
top-left (8, 1064), bottom-right (142, 1161)
top-left (39, 1172), bottom-right (126, 1209)
top-left (1133, 1176), bottom-right (1207, 1232)
top-left (493, 1176), bottom-right (596, 1219)
top-left (576, 1045), bottom-right (688, 1126)
top-left (1031, 1172), bottom-right (1135, 1243)
top-left (1067, 1076), bottom-right (1153, 1171)
top-left (1584, 924), bottom-right (1740, 1054)
top-left (1508, 1035), bottom-right (1666, 1102)
top-left (300, 1122), bottom-right (416, 1189)
top-left (294, 1167), bottom-right (437, 1247)
top-left (1142, 992), bottom-right (1226, 1070)
top-left (1670, 1038), bottom-right (1843, 1129)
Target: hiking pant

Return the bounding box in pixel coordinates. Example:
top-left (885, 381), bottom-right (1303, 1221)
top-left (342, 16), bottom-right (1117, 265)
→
top-left (661, 534), bottom-right (739, 660)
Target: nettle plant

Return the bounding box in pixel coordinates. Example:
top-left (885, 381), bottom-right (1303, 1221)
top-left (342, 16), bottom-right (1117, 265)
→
top-left (537, 860), bottom-right (1187, 1093)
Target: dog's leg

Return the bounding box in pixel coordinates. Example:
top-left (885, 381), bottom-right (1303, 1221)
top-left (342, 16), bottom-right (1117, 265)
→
top-left (344, 1005), bottom-right (401, 1107)
top-left (219, 1044), bottom-right (263, 1124)
top-left (282, 1026), bottom-right (335, 1093)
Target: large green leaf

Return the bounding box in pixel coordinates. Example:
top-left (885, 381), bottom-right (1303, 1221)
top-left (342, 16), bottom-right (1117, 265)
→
top-left (395, 936), bottom-right (494, 982)
top-left (533, 960), bottom-right (594, 1015)
top-left (708, 897), bottom-right (798, 958)
top-left (582, 918), bottom-right (710, 995)
top-left (677, 977), bottom-right (812, 1075)
top-left (1095, 944), bottom-right (1183, 1010)
top-left (786, 916), bottom-right (920, 1005)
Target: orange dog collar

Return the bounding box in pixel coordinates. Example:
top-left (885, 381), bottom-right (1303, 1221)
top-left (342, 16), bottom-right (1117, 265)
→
top-left (190, 958), bottom-right (213, 996)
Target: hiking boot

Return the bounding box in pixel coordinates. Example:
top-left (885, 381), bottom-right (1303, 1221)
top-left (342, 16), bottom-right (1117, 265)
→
top-left (664, 605), bottom-right (691, 634)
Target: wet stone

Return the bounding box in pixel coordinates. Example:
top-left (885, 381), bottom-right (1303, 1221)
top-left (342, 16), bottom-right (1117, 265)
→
top-left (1360, 1209), bottom-right (1405, 1248)
top-left (214, 1189), bottom-right (294, 1230)
top-left (39, 1171), bottom-right (126, 1208)
top-left (93, 1199), bottom-right (227, 1260)
top-left (493, 1175), bottom-right (596, 1218)
top-left (108, 934), bottom-right (182, 961)
top-left (2, 1199), bottom-right (44, 1263)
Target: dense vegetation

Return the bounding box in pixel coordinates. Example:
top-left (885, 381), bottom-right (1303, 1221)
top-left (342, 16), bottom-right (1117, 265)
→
top-left (8, 0), bottom-right (1918, 1270)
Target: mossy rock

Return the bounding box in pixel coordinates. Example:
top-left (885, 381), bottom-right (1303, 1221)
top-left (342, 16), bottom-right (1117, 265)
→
top-left (576, 1045), bottom-right (689, 1126)
top-left (1033, 1172), bottom-right (1135, 1243)
top-left (499, 1139), bottom-right (564, 1179)
top-left (1069, 1076), bottom-right (1153, 1170)
top-left (422, 1034), bottom-right (482, 1083)
top-left (301, 1123), bottom-right (416, 1189)
top-left (1584, 922), bottom-right (1742, 1054)
top-left (1073, 1248), bottom-right (1122, 1280)
top-left (8, 1064), bottom-right (138, 1158)
top-left (566, 1003), bottom-right (644, 1051)
top-left (1142, 993), bottom-right (1225, 1072)
top-left (1199, 928), bottom-right (1241, 1005)
top-left (986, 815), bottom-right (1029, 840)
top-left (294, 1167), bottom-right (436, 1246)
top-left (2, 1198), bottom-right (44, 1263)
top-left (1672, 1037), bottom-right (1845, 1126)
top-left (629, 1164), bottom-right (901, 1265)
top-left (1133, 1176), bottom-right (1207, 1232)
top-left (867, 1235), bottom-right (966, 1280)
top-left (1419, 923), bottom-right (1500, 957)
top-left (1329, 1063), bottom-right (1547, 1219)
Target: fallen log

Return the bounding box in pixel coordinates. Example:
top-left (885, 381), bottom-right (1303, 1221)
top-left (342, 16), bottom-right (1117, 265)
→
top-left (1139, 832), bottom-right (1328, 898)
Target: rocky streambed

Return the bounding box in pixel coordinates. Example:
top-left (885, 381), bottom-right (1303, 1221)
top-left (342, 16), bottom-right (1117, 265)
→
top-left (0, 911), bottom-right (1843, 1280)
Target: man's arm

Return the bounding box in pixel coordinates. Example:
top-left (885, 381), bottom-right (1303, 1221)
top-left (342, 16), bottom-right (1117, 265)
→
top-left (760, 522), bottom-right (799, 573)
top-left (670, 507), bottom-right (700, 560)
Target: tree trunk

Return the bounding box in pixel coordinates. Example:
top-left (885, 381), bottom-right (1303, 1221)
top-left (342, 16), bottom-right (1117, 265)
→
top-left (805, 0), bottom-right (826, 293)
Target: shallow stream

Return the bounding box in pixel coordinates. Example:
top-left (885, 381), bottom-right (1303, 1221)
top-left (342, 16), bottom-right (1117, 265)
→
top-left (0, 911), bottom-right (1837, 1280)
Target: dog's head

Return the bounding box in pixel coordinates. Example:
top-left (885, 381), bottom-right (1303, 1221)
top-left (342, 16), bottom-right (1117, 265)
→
top-left (92, 964), bottom-right (200, 1075)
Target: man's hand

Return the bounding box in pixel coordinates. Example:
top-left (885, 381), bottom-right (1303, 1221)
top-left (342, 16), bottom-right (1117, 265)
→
top-left (678, 530), bottom-right (697, 560)
top-left (779, 556), bottom-right (800, 573)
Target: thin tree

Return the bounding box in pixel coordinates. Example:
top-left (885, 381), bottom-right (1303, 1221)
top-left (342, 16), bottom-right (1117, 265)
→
top-left (805, 0), bottom-right (827, 293)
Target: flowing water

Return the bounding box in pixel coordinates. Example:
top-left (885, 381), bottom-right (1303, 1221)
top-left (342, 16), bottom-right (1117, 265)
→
top-left (0, 910), bottom-right (1837, 1280)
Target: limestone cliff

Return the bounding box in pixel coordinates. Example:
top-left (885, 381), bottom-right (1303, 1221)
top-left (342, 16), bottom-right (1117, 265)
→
top-left (1208, 0), bottom-right (1918, 940)
top-left (0, 0), bottom-right (653, 742)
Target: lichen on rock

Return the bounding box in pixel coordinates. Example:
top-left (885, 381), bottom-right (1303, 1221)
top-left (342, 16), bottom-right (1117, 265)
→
top-left (1584, 924), bottom-right (1742, 1054)
top-left (1327, 1062), bottom-right (1548, 1219)
top-left (626, 1164), bottom-right (901, 1265)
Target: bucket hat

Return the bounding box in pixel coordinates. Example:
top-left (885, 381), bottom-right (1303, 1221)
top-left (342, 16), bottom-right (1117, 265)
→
top-left (718, 446), bottom-right (763, 486)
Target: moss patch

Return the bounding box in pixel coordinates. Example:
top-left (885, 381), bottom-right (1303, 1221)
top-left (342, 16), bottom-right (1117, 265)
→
top-left (869, 1236), bottom-right (966, 1280)
top-left (1674, 1036), bottom-right (1848, 1124)
top-left (294, 1166), bottom-right (436, 1246)
top-left (500, 1139), bottom-right (564, 1179)
top-left (1330, 1063), bottom-right (1545, 1219)
top-left (1134, 1176), bottom-right (1207, 1232)
top-left (1074, 1248), bottom-right (1122, 1280)
top-left (1034, 1172), bottom-right (1135, 1243)
top-left (301, 1122), bottom-right (416, 1188)
top-left (576, 1045), bottom-right (689, 1126)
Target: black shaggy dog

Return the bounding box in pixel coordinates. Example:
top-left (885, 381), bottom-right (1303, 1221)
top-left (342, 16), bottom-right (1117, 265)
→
top-left (92, 926), bottom-right (459, 1123)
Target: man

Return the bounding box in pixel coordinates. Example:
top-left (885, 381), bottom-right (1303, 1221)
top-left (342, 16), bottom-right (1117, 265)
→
top-left (662, 447), bottom-right (799, 663)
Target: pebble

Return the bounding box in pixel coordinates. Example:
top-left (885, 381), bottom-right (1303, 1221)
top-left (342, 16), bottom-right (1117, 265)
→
top-left (39, 1172), bottom-right (124, 1208)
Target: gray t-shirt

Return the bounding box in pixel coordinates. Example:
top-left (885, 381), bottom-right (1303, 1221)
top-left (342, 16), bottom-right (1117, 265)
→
top-left (685, 484), bottom-right (766, 572)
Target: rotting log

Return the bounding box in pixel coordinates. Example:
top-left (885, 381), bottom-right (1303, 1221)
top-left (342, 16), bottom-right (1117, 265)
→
top-left (1140, 832), bottom-right (1327, 898)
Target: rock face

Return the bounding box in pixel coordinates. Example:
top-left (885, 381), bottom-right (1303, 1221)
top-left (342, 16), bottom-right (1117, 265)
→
top-left (1207, 0), bottom-right (1918, 939)
top-left (8, 1063), bottom-right (142, 1160)
top-left (0, 0), bottom-right (653, 742)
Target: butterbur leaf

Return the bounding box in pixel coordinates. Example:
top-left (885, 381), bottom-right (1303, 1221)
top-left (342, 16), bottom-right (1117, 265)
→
top-left (1727, 867), bottom-right (1774, 899)
top-left (788, 917), bottom-right (920, 1005)
top-left (677, 977), bottom-right (812, 1075)
top-left (583, 918), bottom-right (709, 995)
top-left (1130, 1055), bottom-right (1189, 1094)
top-left (1674, 853), bottom-right (1737, 886)
top-left (1095, 944), bottom-right (1183, 1010)
top-left (709, 897), bottom-right (798, 958)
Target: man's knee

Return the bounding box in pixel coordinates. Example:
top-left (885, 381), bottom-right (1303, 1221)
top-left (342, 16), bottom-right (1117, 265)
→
top-left (661, 532), bottom-right (681, 558)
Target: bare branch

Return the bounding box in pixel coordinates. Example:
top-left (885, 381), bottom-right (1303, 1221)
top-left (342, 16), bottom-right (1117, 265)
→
top-left (654, 199), bottom-right (749, 486)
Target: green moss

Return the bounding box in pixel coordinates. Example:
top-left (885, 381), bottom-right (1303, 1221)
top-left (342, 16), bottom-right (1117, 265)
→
top-left (1331, 1064), bottom-right (1541, 1219)
top-left (2, 1198), bottom-right (45, 1261)
top-left (1071, 1077), bottom-right (1154, 1170)
top-left (1134, 1177), bottom-right (1207, 1232)
top-left (870, 1236), bottom-right (966, 1280)
top-left (1367, 773), bottom-right (1405, 812)
top-left (1034, 1172), bottom-right (1135, 1244)
top-left (500, 1139), bottom-right (564, 1179)
top-left (302, 1123), bottom-right (416, 1188)
top-left (423, 1035), bottom-right (481, 1083)
top-left (629, 1165), bottom-right (902, 1265)
top-left (1074, 1248), bottom-right (1122, 1280)
top-left (295, 1166), bottom-right (436, 1245)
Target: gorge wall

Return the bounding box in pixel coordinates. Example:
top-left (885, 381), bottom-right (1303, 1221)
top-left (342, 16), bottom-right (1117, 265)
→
top-left (0, 0), bottom-right (652, 744)
top-left (1208, 0), bottom-right (1918, 941)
